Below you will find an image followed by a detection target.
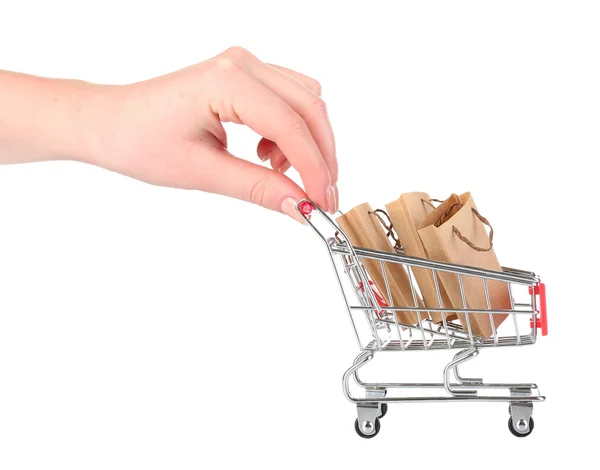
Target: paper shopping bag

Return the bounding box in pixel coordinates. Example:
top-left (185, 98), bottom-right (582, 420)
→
top-left (417, 193), bottom-right (510, 338)
top-left (337, 203), bottom-right (422, 325)
top-left (385, 192), bottom-right (456, 323)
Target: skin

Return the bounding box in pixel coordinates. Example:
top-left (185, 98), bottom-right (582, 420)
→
top-left (0, 47), bottom-right (338, 223)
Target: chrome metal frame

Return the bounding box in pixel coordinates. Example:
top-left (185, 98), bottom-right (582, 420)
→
top-left (297, 199), bottom-right (546, 437)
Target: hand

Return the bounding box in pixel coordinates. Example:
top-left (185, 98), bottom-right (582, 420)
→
top-left (80, 47), bottom-right (338, 223)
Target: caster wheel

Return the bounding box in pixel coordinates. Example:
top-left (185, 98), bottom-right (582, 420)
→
top-left (355, 417), bottom-right (381, 439)
top-left (508, 416), bottom-right (534, 438)
top-left (379, 403), bottom-right (388, 419)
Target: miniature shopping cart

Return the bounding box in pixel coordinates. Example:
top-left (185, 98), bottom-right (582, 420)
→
top-left (296, 199), bottom-right (548, 438)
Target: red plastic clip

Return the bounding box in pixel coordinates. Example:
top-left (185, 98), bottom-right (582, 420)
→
top-left (528, 283), bottom-right (548, 336)
top-left (358, 280), bottom-right (389, 314)
top-left (298, 201), bottom-right (314, 216)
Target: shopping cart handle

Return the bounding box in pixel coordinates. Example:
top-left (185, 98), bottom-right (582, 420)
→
top-left (298, 201), bottom-right (314, 215)
top-left (529, 283), bottom-right (548, 336)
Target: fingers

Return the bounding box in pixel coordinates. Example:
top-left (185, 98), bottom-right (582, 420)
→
top-left (256, 138), bottom-right (288, 172)
top-left (256, 138), bottom-right (276, 162)
top-left (190, 144), bottom-right (308, 224)
top-left (267, 64), bottom-right (322, 96)
top-left (268, 146), bottom-right (288, 172)
top-left (277, 159), bottom-right (292, 173)
top-left (221, 48), bottom-right (338, 186)
top-left (211, 57), bottom-right (333, 212)
top-left (257, 65), bottom-right (322, 174)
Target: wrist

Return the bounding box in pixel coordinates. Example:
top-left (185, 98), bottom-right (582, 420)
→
top-left (66, 80), bottom-right (117, 166)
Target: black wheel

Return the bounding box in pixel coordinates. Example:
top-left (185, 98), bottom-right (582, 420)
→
top-left (354, 417), bottom-right (381, 439)
top-left (508, 416), bottom-right (534, 438)
top-left (379, 403), bottom-right (388, 419)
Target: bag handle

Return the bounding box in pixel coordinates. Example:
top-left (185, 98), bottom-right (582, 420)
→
top-left (422, 198), bottom-right (461, 226)
top-left (369, 209), bottom-right (402, 250)
top-left (452, 208), bottom-right (494, 252)
top-left (425, 198), bottom-right (494, 252)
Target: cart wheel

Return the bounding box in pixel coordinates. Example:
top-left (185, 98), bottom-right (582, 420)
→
top-left (355, 417), bottom-right (381, 439)
top-left (508, 416), bottom-right (534, 438)
top-left (379, 403), bottom-right (388, 419)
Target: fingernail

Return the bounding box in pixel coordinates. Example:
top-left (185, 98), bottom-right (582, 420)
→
top-left (326, 184), bottom-right (338, 214)
top-left (258, 149), bottom-right (271, 162)
top-left (277, 161), bottom-right (291, 173)
top-left (281, 197), bottom-right (308, 225)
top-left (334, 184), bottom-right (339, 212)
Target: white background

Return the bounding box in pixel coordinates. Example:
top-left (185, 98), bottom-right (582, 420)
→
top-left (0, 1), bottom-right (598, 468)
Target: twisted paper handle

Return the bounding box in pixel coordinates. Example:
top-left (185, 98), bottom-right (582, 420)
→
top-left (423, 198), bottom-right (494, 252)
top-left (452, 207), bottom-right (494, 252)
top-left (369, 209), bottom-right (402, 250)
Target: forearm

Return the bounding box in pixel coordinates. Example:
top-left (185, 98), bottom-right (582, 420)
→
top-left (0, 70), bottom-right (98, 164)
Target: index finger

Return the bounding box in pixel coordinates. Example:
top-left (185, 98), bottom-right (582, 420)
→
top-left (217, 61), bottom-right (334, 212)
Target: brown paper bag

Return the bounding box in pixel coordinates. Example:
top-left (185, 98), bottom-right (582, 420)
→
top-left (337, 203), bottom-right (422, 325)
top-left (418, 193), bottom-right (510, 338)
top-left (385, 192), bottom-right (456, 323)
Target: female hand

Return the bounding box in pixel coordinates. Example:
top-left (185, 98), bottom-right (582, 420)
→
top-left (78, 47), bottom-right (338, 222)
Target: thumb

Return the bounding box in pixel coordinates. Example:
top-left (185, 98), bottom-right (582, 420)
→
top-left (191, 146), bottom-right (308, 224)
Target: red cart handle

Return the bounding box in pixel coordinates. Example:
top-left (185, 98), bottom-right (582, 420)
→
top-left (529, 283), bottom-right (548, 336)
